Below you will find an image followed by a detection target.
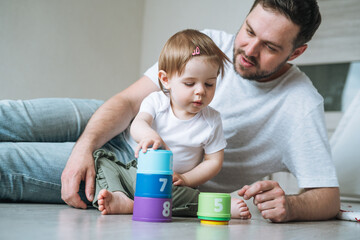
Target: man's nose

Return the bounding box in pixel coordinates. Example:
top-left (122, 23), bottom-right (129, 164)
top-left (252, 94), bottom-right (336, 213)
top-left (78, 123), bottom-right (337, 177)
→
top-left (244, 39), bottom-right (260, 57)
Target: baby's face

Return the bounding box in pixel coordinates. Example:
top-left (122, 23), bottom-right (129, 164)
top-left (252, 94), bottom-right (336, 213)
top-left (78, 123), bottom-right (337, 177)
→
top-left (167, 56), bottom-right (219, 120)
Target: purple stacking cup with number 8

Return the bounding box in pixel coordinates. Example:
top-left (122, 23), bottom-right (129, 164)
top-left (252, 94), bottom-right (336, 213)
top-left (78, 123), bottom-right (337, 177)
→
top-left (133, 197), bottom-right (172, 222)
top-left (133, 149), bottom-right (173, 222)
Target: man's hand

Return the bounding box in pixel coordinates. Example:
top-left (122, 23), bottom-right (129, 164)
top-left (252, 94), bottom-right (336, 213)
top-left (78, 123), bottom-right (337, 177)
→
top-left (238, 181), bottom-right (340, 222)
top-left (61, 145), bottom-right (95, 209)
top-left (60, 76), bottom-right (159, 209)
top-left (238, 180), bottom-right (290, 222)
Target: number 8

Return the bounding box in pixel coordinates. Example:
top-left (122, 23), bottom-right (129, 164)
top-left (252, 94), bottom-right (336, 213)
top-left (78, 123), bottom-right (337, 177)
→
top-left (162, 201), bottom-right (171, 217)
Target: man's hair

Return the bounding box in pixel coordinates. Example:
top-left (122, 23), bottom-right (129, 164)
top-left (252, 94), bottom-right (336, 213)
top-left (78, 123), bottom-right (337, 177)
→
top-left (250, 0), bottom-right (321, 48)
top-left (158, 29), bottom-right (230, 93)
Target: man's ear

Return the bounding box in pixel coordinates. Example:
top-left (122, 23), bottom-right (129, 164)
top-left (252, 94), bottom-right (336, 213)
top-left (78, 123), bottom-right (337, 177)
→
top-left (158, 70), bottom-right (170, 89)
top-left (288, 44), bottom-right (307, 61)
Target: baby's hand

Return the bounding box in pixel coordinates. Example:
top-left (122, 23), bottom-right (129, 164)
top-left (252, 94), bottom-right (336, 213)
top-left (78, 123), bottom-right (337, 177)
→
top-left (134, 135), bottom-right (168, 158)
top-left (172, 172), bottom-right (188, 186)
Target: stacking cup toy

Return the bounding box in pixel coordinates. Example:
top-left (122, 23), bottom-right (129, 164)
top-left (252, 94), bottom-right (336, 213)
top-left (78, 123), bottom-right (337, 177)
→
top-left (135, 173), bottom-right (172, 198)
top-left (197, 192), bottom-right (231, 225)
top-left (133, 197), bottom-right (172, 222)
top-left (136, 149), bottom-right (173, 175)
top-left (132, 149), bottom-right (173, 222)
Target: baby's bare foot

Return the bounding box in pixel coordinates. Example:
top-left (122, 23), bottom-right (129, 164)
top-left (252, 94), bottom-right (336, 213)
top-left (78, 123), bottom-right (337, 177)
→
top-left (97, 189), bottom-right (134, 215)
top-left (231, 198), bottom-right (252, 219)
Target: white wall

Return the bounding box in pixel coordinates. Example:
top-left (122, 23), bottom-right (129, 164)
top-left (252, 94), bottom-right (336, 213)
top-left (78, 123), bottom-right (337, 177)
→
top-left (0, 0), bottom-right (144, 100)
top-left (1, 0), bottom-right (359, 99)
top-left (139, 0), bottom-right (360, 70)
top-left (293, 0), bottom-right (360, 65)
top-left (140, 0), bottom-right (253, 73)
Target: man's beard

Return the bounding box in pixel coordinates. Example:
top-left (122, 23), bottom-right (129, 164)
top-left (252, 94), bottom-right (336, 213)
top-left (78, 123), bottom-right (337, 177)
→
top-left (233, 48), bottom-right (288, 81)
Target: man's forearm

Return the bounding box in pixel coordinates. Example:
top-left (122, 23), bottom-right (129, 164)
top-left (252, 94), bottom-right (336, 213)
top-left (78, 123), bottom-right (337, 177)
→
top-left (76, 76), bottom-right (159, 152)
top-left (77, 93), bottom-right (135, 151)
top-left (286, 187), bottom-right (340, 221)
top-left (61, 76), bottom-right (158, 208)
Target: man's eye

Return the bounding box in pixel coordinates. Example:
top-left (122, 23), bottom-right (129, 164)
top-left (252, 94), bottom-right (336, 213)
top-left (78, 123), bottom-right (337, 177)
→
top-left (247, 29), bottom-right (255, 36)
top-left (266, 44), bottom-right (277, 52)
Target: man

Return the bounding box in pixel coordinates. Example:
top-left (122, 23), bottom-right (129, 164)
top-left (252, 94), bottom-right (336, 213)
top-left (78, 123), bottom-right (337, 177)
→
top-left (0, 0), bottom-right (339, 222)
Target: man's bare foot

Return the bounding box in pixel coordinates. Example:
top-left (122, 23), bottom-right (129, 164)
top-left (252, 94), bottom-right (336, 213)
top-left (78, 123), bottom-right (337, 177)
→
top-left (231, 198), bottom-right (252, 219)
top-left (97, 189), bottom-right (134, 215)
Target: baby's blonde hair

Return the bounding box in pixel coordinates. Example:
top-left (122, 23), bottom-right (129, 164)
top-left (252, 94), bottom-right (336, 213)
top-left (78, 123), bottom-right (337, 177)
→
top-left (158, 29), bottom-right (230, 93)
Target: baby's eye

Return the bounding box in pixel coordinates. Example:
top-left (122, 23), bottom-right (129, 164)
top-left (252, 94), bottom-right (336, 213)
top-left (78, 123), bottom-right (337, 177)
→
top-left (205, 83), bottom-right (214, 87)
top-left (184, 82), bottom-right (194, 87)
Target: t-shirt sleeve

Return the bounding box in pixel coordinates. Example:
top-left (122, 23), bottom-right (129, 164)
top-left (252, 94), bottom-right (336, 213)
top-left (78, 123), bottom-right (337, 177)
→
top-left (204, 110), bottom-right (227, 154)
top-left (201, 29), bottom-right (234, 54)
top-left (201, 29), bottom-right (219, 44)
top-left (144, 62), bottom-right (159, 87)
top-left (284, 104), bottom-right (339, 188)
top-left (138, 92), bottom-right (160, 118)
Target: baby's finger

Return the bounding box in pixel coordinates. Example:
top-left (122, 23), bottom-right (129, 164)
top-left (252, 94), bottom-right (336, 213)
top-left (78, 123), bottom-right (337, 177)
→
top-left (173, 179), bottom-right (182, 186)
top-left (134, 144), bottom-right (142, 158)
top-left (152, 141), bottom-right (161, 150)
top-left (141, 141), bottom-right (151, 153)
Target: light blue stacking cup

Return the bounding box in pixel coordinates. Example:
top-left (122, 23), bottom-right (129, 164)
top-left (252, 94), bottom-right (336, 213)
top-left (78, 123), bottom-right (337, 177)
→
top-left (135, 173), bottom-right (172, 198)
top-left (137, 149), bottom-right (173, 175)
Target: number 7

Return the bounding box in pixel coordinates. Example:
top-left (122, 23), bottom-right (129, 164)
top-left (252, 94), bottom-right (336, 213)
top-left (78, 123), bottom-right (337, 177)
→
top-left (159, 178), bottom-right (168, 192)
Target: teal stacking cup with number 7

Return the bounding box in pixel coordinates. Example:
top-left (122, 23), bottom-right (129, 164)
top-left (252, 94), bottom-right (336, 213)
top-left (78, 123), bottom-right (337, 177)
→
top-left (197, 192), bottom-right (231, 224)
top-left (135, 173), bottom-right (172, 198)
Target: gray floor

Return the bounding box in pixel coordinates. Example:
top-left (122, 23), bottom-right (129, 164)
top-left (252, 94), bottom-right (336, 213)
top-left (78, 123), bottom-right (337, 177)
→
top-left (1, 201), bottom-right (359, 240)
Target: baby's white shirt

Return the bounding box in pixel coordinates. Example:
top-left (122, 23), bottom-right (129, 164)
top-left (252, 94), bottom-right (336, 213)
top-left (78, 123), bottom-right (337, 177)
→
top-left (127, 91), bottom-right (227, 174)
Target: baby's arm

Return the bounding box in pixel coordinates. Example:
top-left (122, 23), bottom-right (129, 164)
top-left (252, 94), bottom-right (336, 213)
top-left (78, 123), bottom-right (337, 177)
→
top-left (173, 149), bottom-right (224, 188)
top-left (130, 112), bottom-right (168, 158)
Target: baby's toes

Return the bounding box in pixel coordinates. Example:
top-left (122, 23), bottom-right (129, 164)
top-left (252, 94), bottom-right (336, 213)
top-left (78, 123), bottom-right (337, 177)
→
top-left (239, 210), bottom-right (252, 219)
top-left (238, 201), bottom-right (247, 208)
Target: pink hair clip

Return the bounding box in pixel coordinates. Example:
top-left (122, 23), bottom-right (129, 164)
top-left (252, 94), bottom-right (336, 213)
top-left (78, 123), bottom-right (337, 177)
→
top-left (192, 46), bottom-right (200, 56)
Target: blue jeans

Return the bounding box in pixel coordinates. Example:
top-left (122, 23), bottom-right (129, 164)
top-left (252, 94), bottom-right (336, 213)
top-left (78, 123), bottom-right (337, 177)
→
top-left (0, 98), bottom-right (134, 203)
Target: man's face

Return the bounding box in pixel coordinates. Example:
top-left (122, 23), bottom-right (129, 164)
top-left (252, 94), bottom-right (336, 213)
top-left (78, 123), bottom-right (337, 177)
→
top-left (233, 4), bottom-right (301, 81)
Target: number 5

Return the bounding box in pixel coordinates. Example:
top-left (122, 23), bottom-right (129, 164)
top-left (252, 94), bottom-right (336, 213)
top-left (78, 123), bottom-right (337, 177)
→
top-left (214, 198), bottom-right (223, 212)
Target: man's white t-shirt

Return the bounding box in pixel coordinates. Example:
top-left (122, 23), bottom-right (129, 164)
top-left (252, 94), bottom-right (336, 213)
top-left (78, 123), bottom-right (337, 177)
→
top-left (127, 91), bottom-right (227, 174)
top-left (144, 29), bottom-right (339, 192)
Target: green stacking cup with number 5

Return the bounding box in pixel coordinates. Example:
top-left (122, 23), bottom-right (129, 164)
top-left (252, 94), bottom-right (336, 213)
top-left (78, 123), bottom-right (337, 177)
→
top-left (197, 192), bottom-right (231, 221)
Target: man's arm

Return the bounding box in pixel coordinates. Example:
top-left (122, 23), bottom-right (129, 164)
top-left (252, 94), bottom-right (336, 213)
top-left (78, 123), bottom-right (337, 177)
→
top-left (238, 181), bottom-right (340, 222)
top-left (61, 76), bottom-right (159, 209)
